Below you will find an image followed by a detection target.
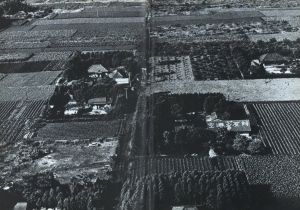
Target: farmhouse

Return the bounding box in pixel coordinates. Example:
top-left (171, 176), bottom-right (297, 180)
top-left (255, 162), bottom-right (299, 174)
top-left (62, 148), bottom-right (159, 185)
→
top-left (88, 64), bottom-right (108, 78)
top-left (88, 97), bottom-right (111, 108)
top-left (259, 53), bottom-right (289, 65)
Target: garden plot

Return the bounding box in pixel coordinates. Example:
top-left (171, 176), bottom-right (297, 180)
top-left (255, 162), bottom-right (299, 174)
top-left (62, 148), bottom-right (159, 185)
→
top-left (33, 17), bottom-right (144, 25)
top-left (146, 78), bottom-right (300, 102)
top-left (28, 51), bottom-right (73, 62)
top-left (35, 120), bottom-right (122, 141)
top-left (0, 71), bottom-right (62, 87)
top-left (150, 56), bottom-right (194, 82)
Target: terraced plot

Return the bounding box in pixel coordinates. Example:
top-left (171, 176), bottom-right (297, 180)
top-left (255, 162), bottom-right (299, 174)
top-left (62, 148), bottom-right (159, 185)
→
top-left (250, 102), bottom-right (300, 155)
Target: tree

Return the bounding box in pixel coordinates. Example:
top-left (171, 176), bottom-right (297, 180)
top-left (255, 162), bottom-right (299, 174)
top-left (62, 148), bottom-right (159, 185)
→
top-left (247, 138), bottom-right (265, 154)
top-left (232, 134), bottom-right (249, 153)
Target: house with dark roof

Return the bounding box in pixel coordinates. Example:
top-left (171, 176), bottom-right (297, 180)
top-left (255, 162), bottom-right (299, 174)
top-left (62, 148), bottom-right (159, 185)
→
top-left (259, 53), bottom-right (289, 65)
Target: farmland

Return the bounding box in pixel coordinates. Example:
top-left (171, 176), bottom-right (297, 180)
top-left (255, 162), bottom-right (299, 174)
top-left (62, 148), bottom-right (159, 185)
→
top-left (0, 100), bottom-right (47, 146)
top-left (0, 71), bottom-right (62, 87)
top-left (129, 156), bottom-right (239, 179)
top-left (248, 102), bottom-right (300, 155)
top-left (34, 120), bottom-right (122, 141)
top-left (237, 155), bottom-right (300, 210)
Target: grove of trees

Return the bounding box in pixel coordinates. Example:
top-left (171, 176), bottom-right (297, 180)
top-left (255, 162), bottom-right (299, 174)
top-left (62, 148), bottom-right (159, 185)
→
top-left (120, 170), bottom-right (252, 210)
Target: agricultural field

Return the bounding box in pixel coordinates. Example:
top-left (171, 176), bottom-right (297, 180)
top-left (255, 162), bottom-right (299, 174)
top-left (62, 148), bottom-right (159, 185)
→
top-left (151, 19), bottom-right (296, 43)
top-left (34, 120), bottom-right (122, 141)
top-left (129, 156), bottom-right (239, 179)
top-left (0, 53), bottom-right (33, 62)
top-left (152, 42), bottom-right (242, 80)
top-left (237, 155), bottom-right (300, 210)
top-left (0, 71), bottom-right (62, 87)
top-left (33, 17), bottom-right (144, 25)
top-left (151, 11), bottom-right (264, 25)
top-left (249, 102), bottom-right (300, 155)
top-left (149, 56), bottom-right (194, 82)
top-left (146, 78), bottom-right (300, 102)
top-left (28, 51), bottom-right (73, 62)
top-left (248, 31), bottom-right (300, 42)
top-left (0, 86), bottom-right (56, 101)
top-left (0, 61), bottom-right (52, 73)
top-left (0, 100), bottom-right (47, 146)
top-left (0, 30), bottom-right (77, 41)
top-left (54, 6), bottom-right (146, 18)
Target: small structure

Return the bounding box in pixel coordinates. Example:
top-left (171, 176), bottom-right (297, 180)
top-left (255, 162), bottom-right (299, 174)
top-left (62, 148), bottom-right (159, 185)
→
top-left (88, 97), bottom-right (110, 109)
top-left (207, 119), bottom-right (251, 133)
top-left (172, 206), bottom-right (199, 210)
top-left (13, 202), bottom-right (28, 210)
top-left (88, 64), bottom-right (108, 78)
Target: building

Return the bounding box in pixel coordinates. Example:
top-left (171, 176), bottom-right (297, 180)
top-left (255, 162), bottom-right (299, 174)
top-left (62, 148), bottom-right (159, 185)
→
top-left (206, 119), bottom-right (251, 133)
top-left (88, 97), bottom-right (111, 109)
top-left (88, 64), bottom-right (108, 78)
top-left (259, 53), bottom-right (288, 65)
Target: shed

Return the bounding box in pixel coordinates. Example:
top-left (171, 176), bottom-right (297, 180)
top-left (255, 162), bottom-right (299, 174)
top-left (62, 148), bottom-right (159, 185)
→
top-left (13, 202), bottom-right (28, 210)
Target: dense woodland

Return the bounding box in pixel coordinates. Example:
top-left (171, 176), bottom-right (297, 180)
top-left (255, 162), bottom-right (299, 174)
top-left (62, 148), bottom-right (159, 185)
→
top-left (120, 170), bottom-right (251, 210)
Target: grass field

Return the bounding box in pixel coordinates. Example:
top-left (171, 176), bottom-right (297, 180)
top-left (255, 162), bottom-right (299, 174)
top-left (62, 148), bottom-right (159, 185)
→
top-left (146, 78), bottom-right (300, 102)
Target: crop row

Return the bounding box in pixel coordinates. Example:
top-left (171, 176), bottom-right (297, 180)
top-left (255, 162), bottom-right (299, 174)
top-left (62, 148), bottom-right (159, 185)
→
top-left (251, 102), bottom-right (300, 155)
top-left (0, 100), bottom-right (46, 145)
top-left (129, 156), bottom-right (239, 180)
top-left (28, 51), bottom-right (73, 62)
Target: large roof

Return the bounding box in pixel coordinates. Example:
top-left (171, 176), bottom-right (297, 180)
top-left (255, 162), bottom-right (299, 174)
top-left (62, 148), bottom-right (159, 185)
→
top-left (259, 53), bottom-right (288, 64)
top-left (88, 64), bottom-right (108, 74)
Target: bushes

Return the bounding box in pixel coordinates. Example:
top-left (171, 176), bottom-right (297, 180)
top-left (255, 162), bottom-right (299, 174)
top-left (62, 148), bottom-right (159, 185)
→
top-left (233, 134), bottom-right (266, 155)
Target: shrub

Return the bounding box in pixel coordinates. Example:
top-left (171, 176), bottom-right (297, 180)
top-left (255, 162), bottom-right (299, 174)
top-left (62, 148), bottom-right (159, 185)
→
top-left (247, 138), bottom-right (265, 154)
